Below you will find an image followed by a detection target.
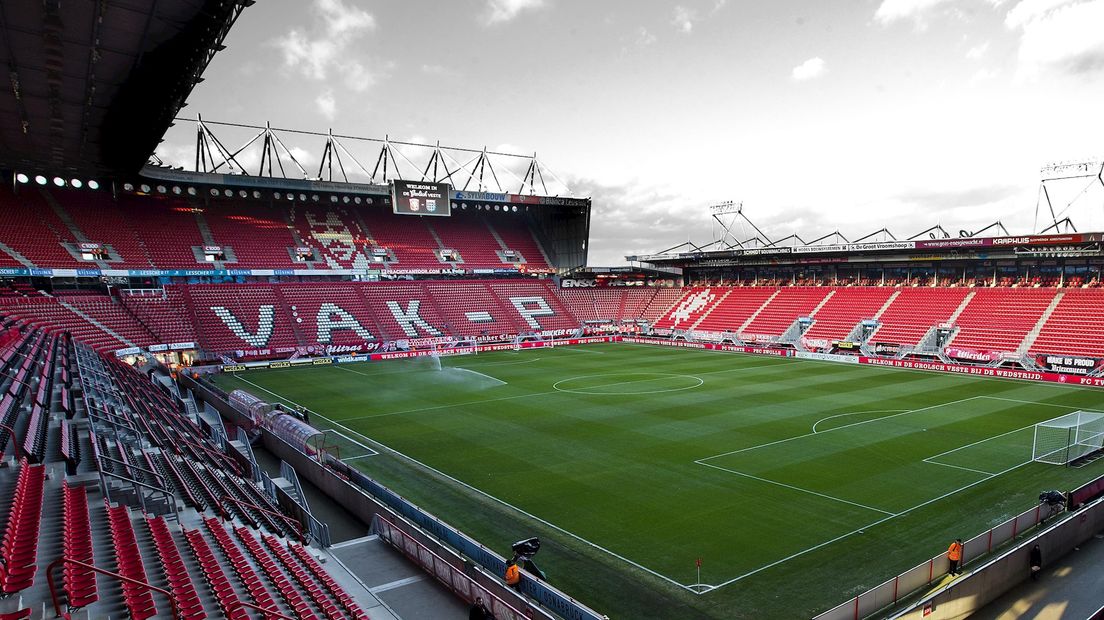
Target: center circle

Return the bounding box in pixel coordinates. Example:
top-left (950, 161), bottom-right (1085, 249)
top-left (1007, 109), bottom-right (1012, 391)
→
top-left (552, 372), bottom-right (705, 395)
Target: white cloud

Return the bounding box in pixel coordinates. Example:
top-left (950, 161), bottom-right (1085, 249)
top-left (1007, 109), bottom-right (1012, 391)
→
top-left (965, 41), bottom-right (990, 59)
top-left (672, 5), bottom-right (696, 33)
top-left (874, 0), bottom-right (1007, 25)
top-left (874, 0), bottom-right (957, 24)
top-left (483, 0), bottom-right (545, 25)
top-left (1003, 0), bottom-right (1104, 78)
top-left (636, 26), bottom-right (658, 47)
top-left (1004, 0), bottom-right (1076, 25)
top-left (791, 57), bottom-right (827, 81)
top-left (276, 0), bottom-right (380, 92)
top-left (970, 67), bottom-right (999, 81)
top-left (315, 91), bottom-right (336, 120)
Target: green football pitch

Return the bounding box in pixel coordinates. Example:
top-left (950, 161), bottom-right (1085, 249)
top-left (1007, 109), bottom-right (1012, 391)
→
top-left (213, 343), bottom-right (1104, 619)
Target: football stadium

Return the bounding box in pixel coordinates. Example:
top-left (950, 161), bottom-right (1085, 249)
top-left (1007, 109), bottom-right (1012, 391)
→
top-left (1, 1), bottom-right (1103, 619)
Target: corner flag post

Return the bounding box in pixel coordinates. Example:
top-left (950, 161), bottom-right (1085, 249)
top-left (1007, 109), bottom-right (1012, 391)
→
top-left (696, 557), bottom-right (701, 586)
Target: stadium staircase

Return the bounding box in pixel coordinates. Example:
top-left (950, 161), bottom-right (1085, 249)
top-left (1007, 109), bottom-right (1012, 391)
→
top-left (742, 288), bottom-right (830, 338)
top-left (687, 289), bottom-right (732, 331)
top-left (1016, 290), bottom-right (1065, 356)
top-left (803, 287), bottom-right (896, 344)
top-left (1030, 288), bottom-right (1104, 357)
top-left (868, 287), bottom-right (970, 347)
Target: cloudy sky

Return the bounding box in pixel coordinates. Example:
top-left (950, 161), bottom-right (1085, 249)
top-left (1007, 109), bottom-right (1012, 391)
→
top-left (159, 0), bottom-right (1104, 265)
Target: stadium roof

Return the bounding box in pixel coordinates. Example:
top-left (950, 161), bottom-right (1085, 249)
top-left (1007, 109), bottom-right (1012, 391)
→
top-left (0, 0), bottom-right (249, 178)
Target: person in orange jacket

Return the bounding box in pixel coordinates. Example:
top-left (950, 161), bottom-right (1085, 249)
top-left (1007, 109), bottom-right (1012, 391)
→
top-left (947, 538), bottom-right (963, 576)
top-left (504, 560), bottom-right (521, 590)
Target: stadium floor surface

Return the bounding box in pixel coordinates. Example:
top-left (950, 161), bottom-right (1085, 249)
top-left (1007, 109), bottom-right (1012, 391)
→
top-left (215, 343), bottom-right (1104, 619)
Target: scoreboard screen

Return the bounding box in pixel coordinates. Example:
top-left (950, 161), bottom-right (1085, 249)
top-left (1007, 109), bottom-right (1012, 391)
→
top-left (391, 180), bottom-right (452, 217)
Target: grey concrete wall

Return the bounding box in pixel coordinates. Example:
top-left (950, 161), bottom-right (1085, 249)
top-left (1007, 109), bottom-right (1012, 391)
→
top-left (893, 499), bottom-right (1104, 620)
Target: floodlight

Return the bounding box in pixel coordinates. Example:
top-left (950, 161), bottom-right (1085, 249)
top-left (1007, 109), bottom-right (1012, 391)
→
top-left (53, 177), bottom-right (65, 187)
top-left (15, 173), bottom-right (29, 184)
top-left (87, 180), bottom-right (100, 190)
top-left (70, 179), bottom-right (82, 189)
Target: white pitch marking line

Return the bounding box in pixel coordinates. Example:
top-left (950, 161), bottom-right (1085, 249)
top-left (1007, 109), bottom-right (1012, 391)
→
top-left (921, 459), bottom-right (998, 476)
top-left (811, 409), bottom-right (908, 433)
top-left (699, 395), bottom-right (987, 462)
top-left (923, 422), bottom-right (1035, 462)
top-left (457, 357), bottom-right (542, 367)
top-left (697, 461), bottom-right (896, 516)
top-left (700, 458), bottom-right (1035, 592)
top-left (551, 373), bottom-right (704, 396)
top-left (232, 377), bottom-right (702, 593)
top-left (555, 346), bottom-right (605, 354)
top-left (338, 359), bottom-right (799, 422)
top-left (979, 396), bottom-right (1104, 412)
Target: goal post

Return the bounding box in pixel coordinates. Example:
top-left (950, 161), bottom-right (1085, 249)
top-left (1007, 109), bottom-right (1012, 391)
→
top-left (1032, 411), bottom-right (1104, 465)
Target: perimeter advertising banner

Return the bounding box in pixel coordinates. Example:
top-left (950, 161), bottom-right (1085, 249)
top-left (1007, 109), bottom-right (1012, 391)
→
top-left (1035, 354), bottom-right (1104, 375)
top-left (392, 180), bottom-right (452, 216)
top-left (873, 342), bottom-right (902, 356)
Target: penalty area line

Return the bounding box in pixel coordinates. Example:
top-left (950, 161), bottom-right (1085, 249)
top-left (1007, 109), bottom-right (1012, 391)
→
top-left (698, 395), bottom-right (986, 463)
top-left (696, 460), bottom-right (896, 516)
top-left (698, 457), bottom-right (1034, 592)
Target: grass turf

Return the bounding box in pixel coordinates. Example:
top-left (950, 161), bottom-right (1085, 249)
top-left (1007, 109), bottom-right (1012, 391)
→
top-left (213, 343), bottom-right (1104, 619)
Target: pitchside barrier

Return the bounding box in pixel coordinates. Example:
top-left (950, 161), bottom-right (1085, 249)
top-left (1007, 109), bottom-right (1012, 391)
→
top-left (214, 335), bottom-right (620, 371)
top-left (812, 502), bottom-right (1054, 620)
top-left (618, 337), bottom-right (1104, 389)
top-left (816, 468), bottom-right (1104, 620)
top-left (889, 491), bottom-right (1104, 620)
top-left (323, 453), bottom-right (606, 620)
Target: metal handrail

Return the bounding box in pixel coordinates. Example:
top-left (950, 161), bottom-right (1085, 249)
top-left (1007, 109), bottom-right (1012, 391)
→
top-left (47, 557), bottom-right (178, 620)
top-left (97, 455), bottom-right (168, 486)
top-left (98, 471), bottom-right (179, 521)
top-left (218, 494), bottom-right (308, 544)
top-left (0, 422), bottom-right (23, 460)
top-left (375, 513), bottom-right (533, 619)
top-left (227, 600), bottom-right (297, 619)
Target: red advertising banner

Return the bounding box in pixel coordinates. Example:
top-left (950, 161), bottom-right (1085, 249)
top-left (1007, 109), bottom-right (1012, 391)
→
top-left (857, 356), bottom-right (1104, 388)
top-left (944, 347), bottom-right (1006, 363)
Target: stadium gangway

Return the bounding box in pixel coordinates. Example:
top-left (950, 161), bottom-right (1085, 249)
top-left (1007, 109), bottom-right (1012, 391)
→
top-left (235, 426), bottom-right (263, 483)
top-left (99, 469), bottom-right (181, 523)
top-left (375, 513), bottom-right (547, 620)
top-left (276, 460), bottom-right (332, 547)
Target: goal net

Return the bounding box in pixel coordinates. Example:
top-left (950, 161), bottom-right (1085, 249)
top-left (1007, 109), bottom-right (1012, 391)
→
top-left (1032, 411), bottom-right (1104, 465)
